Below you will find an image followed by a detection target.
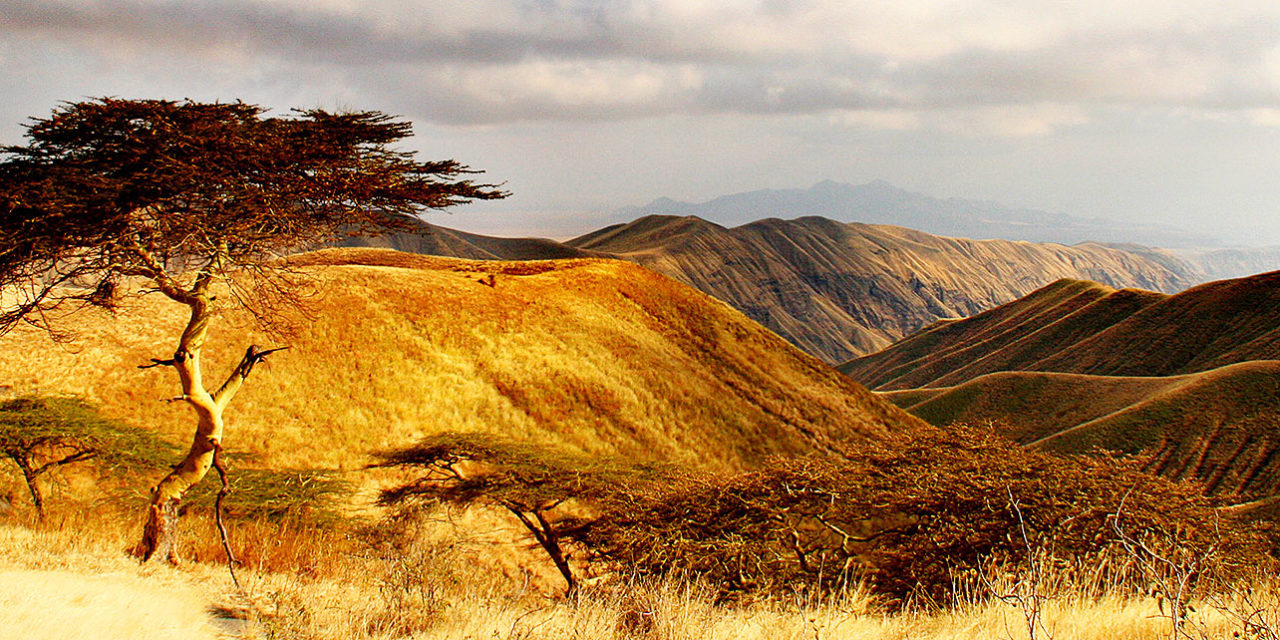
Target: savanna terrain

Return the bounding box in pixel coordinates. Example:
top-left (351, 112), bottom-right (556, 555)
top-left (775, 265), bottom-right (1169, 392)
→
top-left (4, 250), bottom-right (1280, 640)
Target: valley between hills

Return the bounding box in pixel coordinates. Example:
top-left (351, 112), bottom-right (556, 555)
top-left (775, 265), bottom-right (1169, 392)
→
top-left (351, 212), bottom-right (1280, 520)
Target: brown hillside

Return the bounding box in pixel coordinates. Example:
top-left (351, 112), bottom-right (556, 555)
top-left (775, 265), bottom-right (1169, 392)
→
top-left (886, 362), bottom-right (1280, 501)
top-left (361, 215), bottom-right (1195, 362)
top-left (844, 279), bottom-right (1171, 389)
top-left (571, 216), bottom-right (1193, 362)
top-left (0, 248), bottom-right (918, 472)
top-left (842, 271), bottom-right (1280, 389)
top-left (343, 219), bottom-right (601, 261)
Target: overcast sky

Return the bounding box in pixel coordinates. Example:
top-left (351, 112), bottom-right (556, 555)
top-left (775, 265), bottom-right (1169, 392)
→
top-left (4, 1), bottom-right (1280, 244)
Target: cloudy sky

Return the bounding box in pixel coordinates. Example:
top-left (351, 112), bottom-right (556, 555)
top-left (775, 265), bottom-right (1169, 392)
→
top-left (4, 1), bottom-right (1280, 244)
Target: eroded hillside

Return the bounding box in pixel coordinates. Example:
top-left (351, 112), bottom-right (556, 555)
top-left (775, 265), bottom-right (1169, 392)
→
top-left (851, 270), bottom-right (1280, 505)
top-left (883, 363), bottom-right (1280, 502)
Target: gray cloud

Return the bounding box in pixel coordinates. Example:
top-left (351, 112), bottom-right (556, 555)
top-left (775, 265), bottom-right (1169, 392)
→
top-left (6, 0), bottom-right (1280, 128)
top-left (5, 1), bottom-right (1280, 246)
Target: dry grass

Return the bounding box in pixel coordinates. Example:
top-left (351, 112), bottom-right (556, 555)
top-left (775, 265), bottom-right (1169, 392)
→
top-left (841, 279), bottom-right (1158, 390)
top-left (845, 270), bottom-right (1280, 390)
top-left (0, 478), bottom-right (1273, 640)
top-left (6, 249), bottom-right (1278, 638)
top-left (0, 249), bottom-right (917, 476)
top-left (7, 510), bottom-right (1280, 640)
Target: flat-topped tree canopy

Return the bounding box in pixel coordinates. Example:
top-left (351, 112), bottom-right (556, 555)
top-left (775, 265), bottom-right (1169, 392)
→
top-left (0, 97), bottom-right (507, 564)
top-left (0, 97), bottom-right (507, 336)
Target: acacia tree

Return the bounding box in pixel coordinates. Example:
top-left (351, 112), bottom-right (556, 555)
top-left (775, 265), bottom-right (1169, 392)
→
top-left (0, 395), bottom-right (173, 520)
top-left (0, 98), bottom-right (505, 561)
top-left (372, 433), bottom-right (667, 595)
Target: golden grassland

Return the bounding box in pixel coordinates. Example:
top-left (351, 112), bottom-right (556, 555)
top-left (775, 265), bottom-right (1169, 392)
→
top-left (0, 248), bottom-right (918, 475)
top-left (11, 249), bottom-right (1280, 638)
top-left (5, 502), bottom-right (1280, 640)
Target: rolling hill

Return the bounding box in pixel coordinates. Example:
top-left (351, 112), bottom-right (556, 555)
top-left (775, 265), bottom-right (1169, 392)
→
top-left (0, 248), bottom-right (920, 472)
top-left (620, 181), bottom-right (1280, 279)
top-left (354, 215), bottom-right (1197, 362)
top-left (848, 270), bottom-right (1280, 503)
top-left (882, 362), bottom-right (1280, 502)
top-left (842, 271), bottom-right (1280, 390)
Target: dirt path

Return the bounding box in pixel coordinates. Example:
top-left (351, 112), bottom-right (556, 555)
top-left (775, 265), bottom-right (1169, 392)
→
top-left (0, 568), bottom-right (237, 640)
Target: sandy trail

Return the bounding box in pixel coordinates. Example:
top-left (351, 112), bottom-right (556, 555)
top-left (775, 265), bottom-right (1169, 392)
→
top-left (0, 567), bottom-right (237, 640)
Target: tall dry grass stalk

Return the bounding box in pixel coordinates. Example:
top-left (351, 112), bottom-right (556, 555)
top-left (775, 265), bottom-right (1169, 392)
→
top-left (6, 506), bottom-right (1280, 640)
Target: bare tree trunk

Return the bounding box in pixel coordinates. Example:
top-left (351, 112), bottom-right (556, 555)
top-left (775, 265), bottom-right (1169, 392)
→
top-left (13, 457), bottom-right (44, 522)
top-left (138, 399), bottom-right (222, 562)
top-left (137, 286), bottom-right (280, 563)
top-left (507, 506), bottom-right (577, 596)
top-left (139, 322), bottom-right (222, 562)
top-left (138, 343), bottom-right (282, 562)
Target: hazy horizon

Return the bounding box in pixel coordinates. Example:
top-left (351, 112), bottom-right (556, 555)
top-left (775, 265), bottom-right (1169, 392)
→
top-left (5, 1), bottom-right (1280, 245)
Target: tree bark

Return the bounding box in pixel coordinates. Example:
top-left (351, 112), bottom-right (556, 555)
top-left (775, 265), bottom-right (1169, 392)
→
top-left (138, 285), bottom-right (252, 563)
top-left (138, 359), bottom-right (222, 562)
top-left (138, 342), bottom-right (283, 562)
top-left (12, 457), bottom-right (44, 522)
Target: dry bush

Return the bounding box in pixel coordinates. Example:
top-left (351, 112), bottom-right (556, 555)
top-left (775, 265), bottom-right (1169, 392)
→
top-left (571, 425), bottom-right (1275, 607)
top-left (373, 432), bottom-right (675, 594)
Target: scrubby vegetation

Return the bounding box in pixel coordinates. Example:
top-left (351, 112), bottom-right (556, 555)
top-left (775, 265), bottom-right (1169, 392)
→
top-left (5, 403), bottom-right (1280, 638)
top-left (375, 427), bottom-right (1276, 619)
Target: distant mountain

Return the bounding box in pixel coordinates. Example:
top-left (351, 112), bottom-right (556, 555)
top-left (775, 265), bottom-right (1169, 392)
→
top-left (343, 219), bottom-right (600, 261)
top-left (1100, 243), bottom-right (1280, 287)
top-left (1178, 246), bottom-right (1280, 282)
top-left (841, 272), bottom-right (1280, 389)
top-left (568, 216), bottom-right (1196, 361)
top-left (352, 215), bottom-right (1200, 362)
top-left (620, 180), bottom-right (1223, 248)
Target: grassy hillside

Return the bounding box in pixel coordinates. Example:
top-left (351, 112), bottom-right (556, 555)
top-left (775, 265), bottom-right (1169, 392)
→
top-left (851, 271), bottom-right (1280, 503)
top-left (842, 271), bottom-right (1280, 389)
top-left (842, 279), bottom-right (1139, 389)
top-left (358, 215), bottom-right (1197, 362)
top-left (7, 249), bottom-right (1279, 640)
top-left (883, 362), bottom-right (1280, 501)
top-left (343, 219), bottom-right (600, 261)
top-left (0, 248), bottom-right (917, 473)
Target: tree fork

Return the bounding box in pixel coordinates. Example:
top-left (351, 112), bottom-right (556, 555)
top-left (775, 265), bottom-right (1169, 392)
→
top-left (137, 343), bottom-right (283, 564)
